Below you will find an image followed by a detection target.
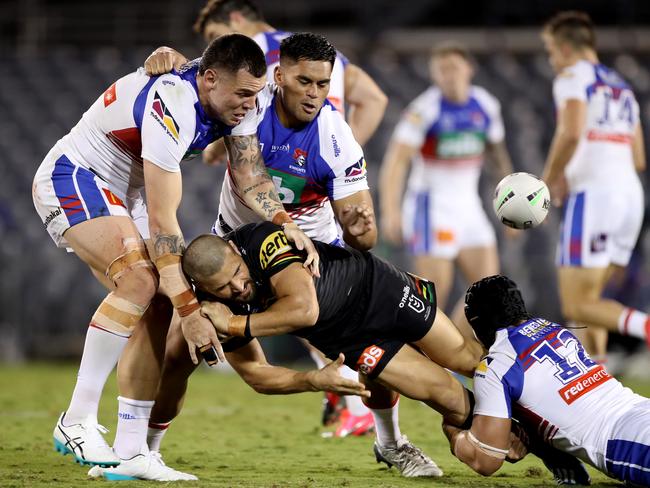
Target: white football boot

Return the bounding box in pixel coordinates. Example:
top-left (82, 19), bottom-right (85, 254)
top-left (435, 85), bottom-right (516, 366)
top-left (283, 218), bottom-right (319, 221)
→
top-left (88, 449), bottom-right (198, 481)
top-left (53, 412), bottom-right (120, 467)
top-left (373, 435), bottom-right (443, 477)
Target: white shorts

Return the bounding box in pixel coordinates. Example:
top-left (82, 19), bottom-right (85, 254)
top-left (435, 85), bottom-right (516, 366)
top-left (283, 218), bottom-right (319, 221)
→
top-left (603, 399), bottom-right (650, 485)
top-left (402, 190), bottom-right (496, 259)
top-left (33, 148), bottom-right (150, 249)
top-left (557, 184), bottom-right (643, 268)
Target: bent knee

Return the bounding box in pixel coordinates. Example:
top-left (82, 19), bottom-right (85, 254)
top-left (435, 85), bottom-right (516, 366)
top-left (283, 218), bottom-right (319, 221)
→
top-left (115, 267), bottom-right (158, 305)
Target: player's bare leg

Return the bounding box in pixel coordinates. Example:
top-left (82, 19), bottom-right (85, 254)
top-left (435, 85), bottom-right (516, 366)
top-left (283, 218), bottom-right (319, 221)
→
top-left (451, 245), bottom-right (499, 342)
top-left (361, 378), bottom-right (442, 477)
top-left (414, 255), bottom-right (453, 311)
top-left (559, 265), bottom-right (650, 356)
top-left (54, 216), bottom-right (157, 467)
top-left (413, 308), bottom-right (484, 378)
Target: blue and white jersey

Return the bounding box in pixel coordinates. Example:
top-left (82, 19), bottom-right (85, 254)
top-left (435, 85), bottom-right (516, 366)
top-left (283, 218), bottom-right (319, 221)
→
top-left (474, 318), bottom-right (645, 472)
top-left (53, 61), bottom-right (256, 201)
top-left (553, 60), bottom-right (640, 190)
top-left (393, 85), bottom-right (504, 198)
top-left (217, 85), bottom-right (368, 244)
top-left (253, 30), bottom-right (349, 113)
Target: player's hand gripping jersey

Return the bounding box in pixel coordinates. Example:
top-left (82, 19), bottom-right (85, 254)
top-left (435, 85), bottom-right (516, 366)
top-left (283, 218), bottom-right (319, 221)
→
top-left (554, 60), bottom-right (641, 190)
top-left (33, 61), bottom-right (256, 247)
top-left (474, 318), bottom-right (647, 475)
top-left (216, 85), bottom-right (368, 244)
top-left (253, 30), bottom-right (348, 112)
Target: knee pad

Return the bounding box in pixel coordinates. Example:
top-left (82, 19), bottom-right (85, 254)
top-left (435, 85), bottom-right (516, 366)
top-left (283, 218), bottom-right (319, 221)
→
top-left (91, 292), bottom-right (148, 337)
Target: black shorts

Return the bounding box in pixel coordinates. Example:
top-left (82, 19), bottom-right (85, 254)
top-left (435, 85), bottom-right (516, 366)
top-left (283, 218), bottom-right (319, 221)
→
top-left (316, 258), bottom-right (437, 379)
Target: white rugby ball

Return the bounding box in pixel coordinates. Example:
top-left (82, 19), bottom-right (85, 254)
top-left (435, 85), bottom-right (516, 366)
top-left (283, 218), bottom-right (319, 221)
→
top-left (493, 172), bottom-right (550, 229)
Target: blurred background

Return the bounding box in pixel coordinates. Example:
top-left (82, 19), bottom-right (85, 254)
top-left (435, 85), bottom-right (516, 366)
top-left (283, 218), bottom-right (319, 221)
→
top-left (1, 0), bottom-right (649, 365)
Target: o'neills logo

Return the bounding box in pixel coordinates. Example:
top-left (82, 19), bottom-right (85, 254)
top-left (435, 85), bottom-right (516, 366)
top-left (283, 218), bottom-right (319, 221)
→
top-left (44, 208), bottom-right (62, 228)
top-left (558, 365), bottom-right (612, 405)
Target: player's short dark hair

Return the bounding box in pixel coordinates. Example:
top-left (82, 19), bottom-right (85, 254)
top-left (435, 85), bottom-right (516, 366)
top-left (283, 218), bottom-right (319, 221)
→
top-left (431, 41), bottom-right (471, 62)
top-left (543, 11), bottom-right (596, 50)
top-left (280, 32), bottom-right (337, 68)
top-left (199, 33), bottom-right (266, 78)
top-left (193, 0), bottom-right (264, 35)
top-left (464, 275), bottom-right (530, 348)
top-left (182, 234), bottom-right (231, 283)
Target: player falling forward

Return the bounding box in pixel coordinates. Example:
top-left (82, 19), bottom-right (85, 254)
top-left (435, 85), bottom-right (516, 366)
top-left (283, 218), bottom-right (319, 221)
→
top-left (445, 275), bottom-right (650, 487)
top-left (541, 11), bottom-right (647, 361)
top-left (33, 34), bottom-right (317, 481)
top-left (143, 33), bottom-right (440, 478)
top-left (380, 42), bottom-right (514, 339)
top-left (146, 0), bottom-right (388, 434)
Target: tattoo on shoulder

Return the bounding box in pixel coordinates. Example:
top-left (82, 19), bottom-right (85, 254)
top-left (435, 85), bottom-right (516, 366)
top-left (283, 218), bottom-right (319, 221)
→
top-left (153, 233), bottom-right (185, 257)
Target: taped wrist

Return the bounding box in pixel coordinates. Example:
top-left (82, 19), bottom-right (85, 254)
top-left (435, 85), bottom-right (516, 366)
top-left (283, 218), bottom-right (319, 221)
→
top-left (91, 292), bottom-right (147, 337)
top-left (227, 315), bottom-right (252, 338)
top-left (155, 253), bottom-right (198, 316)
top-left (271, 211), bottom-right (293, 226)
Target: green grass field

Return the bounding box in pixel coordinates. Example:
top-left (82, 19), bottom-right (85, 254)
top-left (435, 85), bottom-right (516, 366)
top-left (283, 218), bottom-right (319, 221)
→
top-left (1, 363), bottom-right (642, 488)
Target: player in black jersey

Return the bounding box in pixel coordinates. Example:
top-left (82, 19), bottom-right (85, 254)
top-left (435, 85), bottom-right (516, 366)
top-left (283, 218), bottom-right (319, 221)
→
top-left (185, 222), bottom-right (482, 428)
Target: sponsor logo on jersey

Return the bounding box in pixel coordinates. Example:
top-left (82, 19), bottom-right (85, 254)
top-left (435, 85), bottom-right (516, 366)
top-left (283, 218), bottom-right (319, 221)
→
top-left (331, 134), bottom-right (341, 157)
top-left (344, 157), bottom-right (367, 183)
top-left (43, 208), bottom-right (62, 228)
top-left (259, 230), bottom-right (294, 270)
top-left (558, 365), bottom-right (612, 405)
top-left (151, 91), bottom-right (180, 142)
top-left (162, 80), bottom-right (175, 86)
top-left (397, 285), bottom-right (426, 314)
top-left (357, 345), bottom-right (385, 375)
top-left (590, 233), bottom-right (608, 253)
top-left (293, 148), bottom-right (307, 167)
top-left (474, 356), bottom-right (493, 378)
top-left (271, 144), bottom-right (290, 153)
top-left (103, 82), bottom-right (117, 107)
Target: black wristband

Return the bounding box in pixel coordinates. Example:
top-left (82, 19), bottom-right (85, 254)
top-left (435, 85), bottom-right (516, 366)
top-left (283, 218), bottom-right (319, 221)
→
top-left (244, 314), bottom-right (252, 338)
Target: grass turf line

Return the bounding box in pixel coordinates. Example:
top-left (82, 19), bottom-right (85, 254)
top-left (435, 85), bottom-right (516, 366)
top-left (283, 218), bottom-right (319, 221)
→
top-left (0, 363), bottom-right (642, 487)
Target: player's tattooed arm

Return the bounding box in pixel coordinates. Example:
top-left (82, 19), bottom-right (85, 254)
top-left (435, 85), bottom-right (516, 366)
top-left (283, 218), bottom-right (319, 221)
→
top-left (224, 134), bottom-right (284, 220)
top-left (152, 233), bottom-right (186, 258)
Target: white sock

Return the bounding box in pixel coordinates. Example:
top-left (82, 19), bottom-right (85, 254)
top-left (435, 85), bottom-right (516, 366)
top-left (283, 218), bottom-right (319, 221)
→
top-left (339, 366), bottom-right (369, 416)
top-left (309, 349), bottom-right (327, 369)
top-left (617, 308), bottom-right (649, 340)
top-left (147, 421), bottom-right (171, 452)
top-left (371, 398), bottom-right (401, 448)
top-left (113, 396), bottom-right (154, 460)
top-left (65, 325), bottom-right (130, 424)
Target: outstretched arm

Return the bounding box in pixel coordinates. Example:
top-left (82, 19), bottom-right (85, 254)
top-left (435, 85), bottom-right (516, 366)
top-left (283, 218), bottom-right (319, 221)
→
top-left (227, 340), bottom-right (369, 397)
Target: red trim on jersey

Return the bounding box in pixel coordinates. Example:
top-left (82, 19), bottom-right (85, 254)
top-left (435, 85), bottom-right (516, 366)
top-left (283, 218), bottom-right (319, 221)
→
top-left (107, 128), bottom-right (142, 163)
top-left (586, 130), bottom-right (633, 144)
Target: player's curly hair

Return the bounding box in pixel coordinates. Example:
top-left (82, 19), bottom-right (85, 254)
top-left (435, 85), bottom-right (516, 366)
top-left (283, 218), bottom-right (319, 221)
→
top-left (193, 0), bottom-right (264, 35)
top-left (464, 275), bottom-right (531, 348)
top-left (280, 33), bottom-right (337, 67)
top-left (543, 11), bottom-right (596, 50)
top-left (199, 33), bottom-right (266, 78)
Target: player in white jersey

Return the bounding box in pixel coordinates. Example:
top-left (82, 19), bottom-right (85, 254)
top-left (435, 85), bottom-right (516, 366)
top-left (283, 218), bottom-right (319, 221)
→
top-left (33, 35), bottom-right (319, 481)
top-left (540, 11), bottom-right (647, 362)
top-left (138, 33), bottom-right (441, 479)
top-left (443, 275), bottom-right (650, 486)
top-left (144, 0), bottom-right (387, 442)
top-left (380, 42), bottom-right (514, 339)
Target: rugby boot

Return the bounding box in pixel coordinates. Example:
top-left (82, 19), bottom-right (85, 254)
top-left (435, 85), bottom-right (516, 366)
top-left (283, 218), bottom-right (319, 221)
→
top-left (373, 435), bottom-right (443, 477)
top-left (53, 412), bottom-right (120, 467)
top-left (321, 392), bottom-right (343, 426)
top-left (334, 409), bottom-right (375, 437)
top-left (88, 450), bottom-right (198, 481)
